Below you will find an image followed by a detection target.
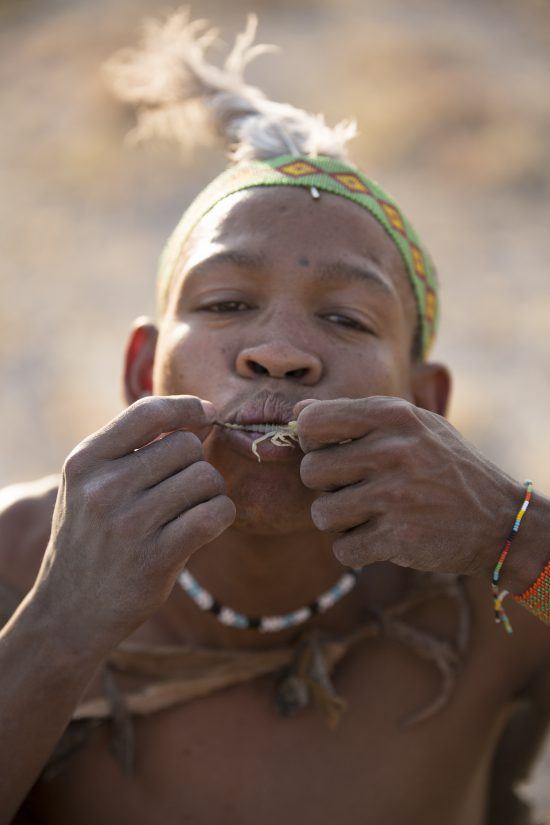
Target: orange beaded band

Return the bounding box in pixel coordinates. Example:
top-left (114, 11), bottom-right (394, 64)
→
top-left (513, 560), bottom-right (550, 625)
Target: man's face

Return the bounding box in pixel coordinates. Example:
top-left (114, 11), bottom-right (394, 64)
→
top-left (152, 186), bottom-right (420, 535)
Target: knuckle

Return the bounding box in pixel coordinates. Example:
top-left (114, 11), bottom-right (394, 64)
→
top-left (134, 395), bottom-right (165, 423)
top-left (191, 496), bottom-right (235, 542)
top-left (366, 395), bottom-right (390, 411)
top-left (368, 396), bottom-right (416, 424)
top-left (210, 494), bottom-right (236, 526)
top-left (299, 453), bottom-right (321, 487)
top-left (164, 429), bottom-right (203, 462)
top-left (192, 461), bottom-right (225, 493)
top-left (391, 399), bottom-right (417, 425)
top-left (310, 497), bottom-right (332, 531)
top-left (179, 431), bottom-right (203, 460)
top-left (63, 445), bottom-right (90, 478)
top-left (332, 534), bottom-right (363, 568)
top-left (181, 396), bottom-right (204, 416)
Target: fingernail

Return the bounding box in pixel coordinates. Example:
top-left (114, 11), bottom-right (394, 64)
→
top-left (200, 400), bottom-right (217, 420)
top-left (293, 398), bottom-right (317, 416)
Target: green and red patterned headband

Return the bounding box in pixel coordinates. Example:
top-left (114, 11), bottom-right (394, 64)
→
top-left (158, 155), bottom-right (439, 357)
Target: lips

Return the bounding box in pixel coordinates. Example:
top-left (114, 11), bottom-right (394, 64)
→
top-left (228, 394), bottom-right (299, 427)
top-left (213, 392), bottom-right (313, 463)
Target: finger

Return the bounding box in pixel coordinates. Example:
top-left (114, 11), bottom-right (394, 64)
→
top-left (160, 495), bottom-right (236, 561)
top-left (76, 396), bottom-right (217, 463)
top-left (142, 461), bottom-right (227, 527)
top-left (310, 481), bottom-right (380, 534)
top-left (117, 430), bottom-right (204, 489)
top-left (295, 396), bottom-right (417, 452)
top-left (300, 435), bottom-right (413, 491)
top-left (332, 518), bottom-right (391, 569)
top-left (292, 398), bottom-right (318, 417)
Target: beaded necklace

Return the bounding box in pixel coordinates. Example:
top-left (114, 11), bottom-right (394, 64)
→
top-left (178, 568), bottom-right (360, 633)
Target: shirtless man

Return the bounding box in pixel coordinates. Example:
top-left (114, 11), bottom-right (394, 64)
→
top-left (1, 13), bottom-right (549, 825)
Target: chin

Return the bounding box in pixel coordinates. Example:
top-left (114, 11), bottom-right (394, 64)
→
top-left (226, 470), bottom-right (315, 536)
top-left (202, 436), bottom-right (316, 534)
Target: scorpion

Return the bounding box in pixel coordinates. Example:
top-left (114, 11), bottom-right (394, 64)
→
top-left (216, 421), bottom-right (299, 462)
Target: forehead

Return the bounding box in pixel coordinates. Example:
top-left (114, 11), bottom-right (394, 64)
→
top-left (175, 186), bottom-right (416, 316)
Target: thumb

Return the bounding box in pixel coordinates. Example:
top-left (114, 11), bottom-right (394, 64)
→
top-left (292, 398), bottom-right (318, 418)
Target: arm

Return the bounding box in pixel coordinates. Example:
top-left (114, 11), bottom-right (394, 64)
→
top-left (0, 590), bottom-right (105, 820)
top-left (293, 396), bottom-right (549, 626)
top-left (0, 395), bottom-right (235, 820)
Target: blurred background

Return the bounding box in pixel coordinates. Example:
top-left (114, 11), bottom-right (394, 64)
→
top-left (2, 0), bottom-right (550, 487)
top-left (1, 0), bottom-right (550, 813)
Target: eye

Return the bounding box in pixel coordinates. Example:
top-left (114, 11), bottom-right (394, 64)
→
top-left (200, 301), bottom-right (251, 312)
top-left (323, 313), bottom-right (371, 332)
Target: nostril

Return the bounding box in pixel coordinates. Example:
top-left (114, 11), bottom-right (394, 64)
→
top-left (238, 348), bottom-right (321, 383)
top-left (286, 367), bottom-right (308, 379)
top-left (248, 360), bottom-right (269, 375)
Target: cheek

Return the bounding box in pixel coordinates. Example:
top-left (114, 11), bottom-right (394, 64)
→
top-left (328, 341), bottom-right (410, 399)
top-left (153, 322), bottom-right (229, 395)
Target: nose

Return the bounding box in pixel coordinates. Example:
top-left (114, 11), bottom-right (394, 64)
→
top-left (236, 341), bottom-right (323, 384)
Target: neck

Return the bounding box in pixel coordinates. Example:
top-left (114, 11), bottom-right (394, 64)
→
top-left (160, 527), bottom-right (414, 650)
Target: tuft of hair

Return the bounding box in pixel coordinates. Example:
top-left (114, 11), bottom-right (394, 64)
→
top-left (104, 8), bottom-right (357, 163)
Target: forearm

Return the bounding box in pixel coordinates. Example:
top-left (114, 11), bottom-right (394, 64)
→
top-left (0, 588), bottom-right (104, 820)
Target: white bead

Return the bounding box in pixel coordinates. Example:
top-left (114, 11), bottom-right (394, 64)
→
top-left (196, 589), bottom-right (214, 610)
top-left (261, 616), bottom-right (286, 633)
top-left (219, 607), bottom-right (239, 626)
top-left (318, 592), bottom-right (337, 612)
top-left (339, 573), bottom-right (356, 593)
top-left (288, 607), bottom-right (312, 625)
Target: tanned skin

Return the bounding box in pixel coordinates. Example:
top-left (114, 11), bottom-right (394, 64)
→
top-left (1, 187), bottom-right (550, 825)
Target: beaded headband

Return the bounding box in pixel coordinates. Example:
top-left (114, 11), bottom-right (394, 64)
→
top-left (157, 154), bottom-right (439, 358)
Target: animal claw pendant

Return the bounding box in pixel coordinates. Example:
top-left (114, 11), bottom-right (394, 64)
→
top-left (217, 421), bottom-right (299, 461)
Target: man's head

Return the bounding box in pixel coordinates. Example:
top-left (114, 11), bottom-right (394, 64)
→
top-left (123, 183), bottom-right (450, 535)
top-left (156, 155), bottom-right (439, 359)
top-left (110, 11), bottom-right (450, 535)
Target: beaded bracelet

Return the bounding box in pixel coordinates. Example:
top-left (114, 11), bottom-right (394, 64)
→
top-left (491, 480), bottom-right (533, 634)
top-left (513, 560), bottom-right (550, 626)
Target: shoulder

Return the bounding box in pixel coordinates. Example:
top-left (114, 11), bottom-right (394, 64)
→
top-left (0, 474), bottom-right (60, 596)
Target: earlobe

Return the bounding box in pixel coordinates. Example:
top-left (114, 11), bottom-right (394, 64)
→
top-left (410, 361), bottom-right (452, 417)
top-left (123, 317), bottom-right (159, 405)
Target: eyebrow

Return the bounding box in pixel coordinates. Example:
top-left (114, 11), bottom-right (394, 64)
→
top-left (183, 250), bottom-right (396, 298)
top-left (317, 260), bottom-right (396, 297)
top-left (184, 250), bottom-right (267, 277)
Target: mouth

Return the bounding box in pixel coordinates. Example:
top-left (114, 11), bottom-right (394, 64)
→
top-left (215, 421), bottom-right (299, 462)
top-left (227, 395), bottom-right (297, 428)
top-left (214, 393), bottom-right (306, 462)
top-left (219, 422), bottom-right (293, 433)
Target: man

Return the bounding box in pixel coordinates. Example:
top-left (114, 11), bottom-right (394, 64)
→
top-left (1, 12), bottom-right (549, 824)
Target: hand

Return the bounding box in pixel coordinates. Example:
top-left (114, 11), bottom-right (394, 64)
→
top-left (294, 396), bottom-right (524, 577)
top-left (33, 396), bottom-right (235, 653)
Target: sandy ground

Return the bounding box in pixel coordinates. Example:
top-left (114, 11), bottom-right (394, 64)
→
top-left (1, 0), bottom-right (549, 817)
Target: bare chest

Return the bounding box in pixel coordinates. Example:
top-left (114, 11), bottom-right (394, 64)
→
top-left (26, 632), bottom-right (513, 825)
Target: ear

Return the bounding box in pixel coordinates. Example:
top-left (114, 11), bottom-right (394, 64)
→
top-left (410, 361), bottom-right (452, 417)
top-left (123, 317), bottom-right (158, 405)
